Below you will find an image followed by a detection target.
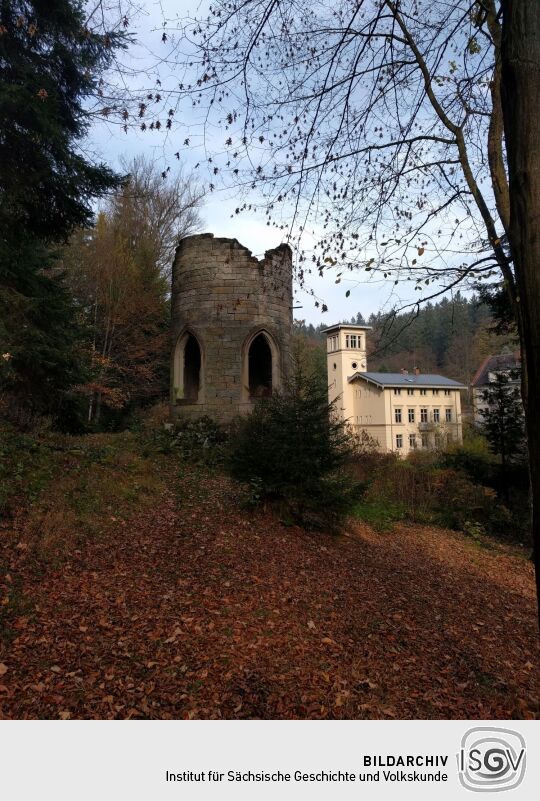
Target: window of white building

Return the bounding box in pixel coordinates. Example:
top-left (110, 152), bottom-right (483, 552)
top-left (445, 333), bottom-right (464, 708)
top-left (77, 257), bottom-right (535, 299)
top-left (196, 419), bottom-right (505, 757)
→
top-left (408, 408), bottom-right (415, 423)
top-left (395, 408), bottom-right (402, 423)
top-left (396, 434), bottom-right (403, 449)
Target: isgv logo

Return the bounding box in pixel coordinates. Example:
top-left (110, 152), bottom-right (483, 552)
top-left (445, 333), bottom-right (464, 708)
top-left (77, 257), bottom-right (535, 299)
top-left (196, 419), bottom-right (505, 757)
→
top-left (458, 727), bottom-right (526, 792)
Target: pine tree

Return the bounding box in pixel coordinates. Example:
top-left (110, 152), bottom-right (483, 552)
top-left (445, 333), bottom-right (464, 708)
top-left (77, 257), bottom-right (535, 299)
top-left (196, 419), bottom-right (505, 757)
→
top-left (0, 238), bottom-right (89, 427)
top-left (476, 281), bottom-right (517, 336)
top-left (479, 370), bottom-right (526, 470)
top-left (0, 1), bottom-right (125, 423)
top-left (0, 0), bottom-right (122, 241)
top-left (228, 366), bottom-right (358, 530)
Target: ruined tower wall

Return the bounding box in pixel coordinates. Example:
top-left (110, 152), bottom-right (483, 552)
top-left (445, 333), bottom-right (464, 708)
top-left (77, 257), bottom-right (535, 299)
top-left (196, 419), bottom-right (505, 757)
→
top-left (170, 233), bottom-right (293, 423)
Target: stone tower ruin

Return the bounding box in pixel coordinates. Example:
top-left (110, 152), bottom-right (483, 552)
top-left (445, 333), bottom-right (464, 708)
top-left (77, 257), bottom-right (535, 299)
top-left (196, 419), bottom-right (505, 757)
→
top-left (170, 233), bottom-right (293, 423)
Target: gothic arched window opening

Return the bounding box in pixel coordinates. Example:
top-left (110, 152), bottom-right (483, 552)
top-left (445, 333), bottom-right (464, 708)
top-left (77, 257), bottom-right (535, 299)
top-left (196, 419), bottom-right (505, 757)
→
top-left (248, 333), bottom-right (273, 398)
top-left (183, 334), bottom-right (201, 401)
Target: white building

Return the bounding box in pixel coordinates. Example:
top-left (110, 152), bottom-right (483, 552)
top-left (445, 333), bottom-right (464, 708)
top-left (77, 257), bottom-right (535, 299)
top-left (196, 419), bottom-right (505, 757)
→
top-left (325, 324), bottom-right (465, 455)
top-left (471, 351), bottom-right (521, 424)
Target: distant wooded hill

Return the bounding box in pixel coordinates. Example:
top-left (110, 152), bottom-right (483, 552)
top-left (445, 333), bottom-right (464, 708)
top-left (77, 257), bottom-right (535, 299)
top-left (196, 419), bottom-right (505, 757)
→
top-left (293, 293), bottom-right (518, 386)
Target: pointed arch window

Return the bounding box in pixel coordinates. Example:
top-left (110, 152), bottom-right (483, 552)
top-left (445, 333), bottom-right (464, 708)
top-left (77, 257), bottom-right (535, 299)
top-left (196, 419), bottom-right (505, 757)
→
top-left (173, 331), bottom-right (203, 403)
top-left (242, 329), bottom-right (281, 402)
top-left (248, 333), bottom-right (273, 398)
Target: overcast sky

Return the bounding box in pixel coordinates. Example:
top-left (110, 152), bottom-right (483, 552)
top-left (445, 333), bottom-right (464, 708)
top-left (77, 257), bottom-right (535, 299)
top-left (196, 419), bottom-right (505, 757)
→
top-left (88, 0), bottom-right (450, 325)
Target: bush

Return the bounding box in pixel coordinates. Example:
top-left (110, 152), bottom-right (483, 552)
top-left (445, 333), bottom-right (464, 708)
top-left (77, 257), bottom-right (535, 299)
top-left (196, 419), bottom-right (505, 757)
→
top-left (350, 448), bottom-right (519, 540)
top-left (440, 431), bottom-right (494, 484)
top-left (228, 369), bottom-right (359, 531)
top-left (173, 416), bottom-right (226, 456)
top-left (429, 469), bottom-right (513, 536)
top-left (147, 416), bottom-right (228, 465)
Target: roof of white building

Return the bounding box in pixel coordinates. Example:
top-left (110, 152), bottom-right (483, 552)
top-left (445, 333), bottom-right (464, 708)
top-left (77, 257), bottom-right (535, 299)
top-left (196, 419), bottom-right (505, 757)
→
top-left (348, 372), bottom-right (466, 389)
top-left (471, 352), bottom-right (520, 387)
top-left (322, 324), bottom-right (372, 333)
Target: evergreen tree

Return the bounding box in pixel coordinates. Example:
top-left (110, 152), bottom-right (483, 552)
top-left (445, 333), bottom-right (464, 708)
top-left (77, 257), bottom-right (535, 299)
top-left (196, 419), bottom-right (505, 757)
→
top-left (479, 370), bottom-right (526, 470)
top-left (228, 367), bottom-right (357, 530)
top-left (0, 0), bottom-right (122, 241)
top-left (0, 1), bottom-right (125, 422)
top-left (476, 281), bottom-right (517, 336)
top-left (0, 238), bottom-right (88, 427)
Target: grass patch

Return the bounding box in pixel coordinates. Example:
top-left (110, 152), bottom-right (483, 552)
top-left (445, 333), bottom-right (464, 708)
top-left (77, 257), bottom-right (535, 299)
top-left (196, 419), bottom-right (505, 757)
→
top-left (351, 499), bottom-right (405, 531)
top-left (1, 427), bottom-right (171, 570)
top-left (0, 424), bottom-right (60, 516)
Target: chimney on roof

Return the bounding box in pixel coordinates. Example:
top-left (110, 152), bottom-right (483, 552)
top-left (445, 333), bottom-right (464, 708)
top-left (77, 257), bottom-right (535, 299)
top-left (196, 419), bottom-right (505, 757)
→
top-left (414, 366), bottom-right (420, 375)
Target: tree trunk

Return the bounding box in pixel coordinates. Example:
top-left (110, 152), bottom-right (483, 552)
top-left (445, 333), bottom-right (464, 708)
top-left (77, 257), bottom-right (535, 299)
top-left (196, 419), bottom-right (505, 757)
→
top-left (501, 0), bottom-right (540, 629)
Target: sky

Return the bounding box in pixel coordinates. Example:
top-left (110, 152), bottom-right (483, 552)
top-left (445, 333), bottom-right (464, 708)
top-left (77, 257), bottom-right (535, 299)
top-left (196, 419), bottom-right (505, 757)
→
top-left (87, 0), bottom-right (456, 325)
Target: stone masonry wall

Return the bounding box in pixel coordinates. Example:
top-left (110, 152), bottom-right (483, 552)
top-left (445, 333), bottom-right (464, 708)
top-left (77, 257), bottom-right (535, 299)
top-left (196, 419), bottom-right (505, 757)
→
top-left (170, 233), bottom-right (293, 423)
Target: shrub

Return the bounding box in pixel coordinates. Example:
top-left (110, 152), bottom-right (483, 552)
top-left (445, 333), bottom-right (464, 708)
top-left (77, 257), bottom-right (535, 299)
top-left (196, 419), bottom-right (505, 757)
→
top-left (351, 449), bottom-right (518, 540)
top-left (429, 469), bottom-right (513, 536)
top-left (148, 416), bottom-right (228, 464)
top-left (440, 431), bottom-right (494, 484)
top-left (228, 369), bottom-right (358, 531)
top-left (463, 520), bottom-right (487, 541)
top-left (347, 449), bottom-right (396, 488)
top-left (173, 416), bottom-right (226, 455)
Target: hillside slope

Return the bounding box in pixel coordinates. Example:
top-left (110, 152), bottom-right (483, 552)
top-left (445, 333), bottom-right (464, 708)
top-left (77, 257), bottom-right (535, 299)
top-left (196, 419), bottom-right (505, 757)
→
top-left (0, 432), bottom-right (538, 719)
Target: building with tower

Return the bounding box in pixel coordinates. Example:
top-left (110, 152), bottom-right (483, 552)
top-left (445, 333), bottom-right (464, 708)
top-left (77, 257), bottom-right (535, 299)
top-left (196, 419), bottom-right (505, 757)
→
top-left (325, 324), bottom-right (465, 454)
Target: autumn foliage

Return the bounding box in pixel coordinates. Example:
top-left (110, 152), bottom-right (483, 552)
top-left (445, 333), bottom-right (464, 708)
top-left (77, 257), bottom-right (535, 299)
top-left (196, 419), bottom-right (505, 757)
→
top-left (0, 426), bottom-right (538, 719)
top-left (63, 157), bottom-right (203, 426)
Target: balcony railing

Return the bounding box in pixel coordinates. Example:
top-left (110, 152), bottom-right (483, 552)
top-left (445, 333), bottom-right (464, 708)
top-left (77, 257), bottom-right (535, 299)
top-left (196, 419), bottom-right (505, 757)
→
top-left (418, 417), bottom-right (457, 430)
top-left (418, 421), bottom-right (435, 431)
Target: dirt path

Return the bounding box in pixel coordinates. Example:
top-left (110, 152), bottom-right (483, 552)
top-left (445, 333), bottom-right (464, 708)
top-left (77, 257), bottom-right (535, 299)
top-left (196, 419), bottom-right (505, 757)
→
top-left (1, 462), bottom-right (538, 719)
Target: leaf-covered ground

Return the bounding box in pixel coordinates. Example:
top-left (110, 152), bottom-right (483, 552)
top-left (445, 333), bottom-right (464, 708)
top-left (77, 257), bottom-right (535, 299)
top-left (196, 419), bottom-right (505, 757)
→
top-left (0, 432), bottom-right (538, 719)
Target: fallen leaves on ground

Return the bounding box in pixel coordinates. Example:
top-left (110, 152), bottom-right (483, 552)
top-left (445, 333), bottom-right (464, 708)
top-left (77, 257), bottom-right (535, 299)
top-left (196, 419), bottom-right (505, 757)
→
top-left (0, 445), bottom-right (539, 719)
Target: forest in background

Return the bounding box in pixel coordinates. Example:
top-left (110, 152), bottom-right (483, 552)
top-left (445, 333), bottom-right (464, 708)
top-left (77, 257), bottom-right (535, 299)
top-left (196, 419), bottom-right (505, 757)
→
top-left (294, 292), bottom-right (519, 390)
